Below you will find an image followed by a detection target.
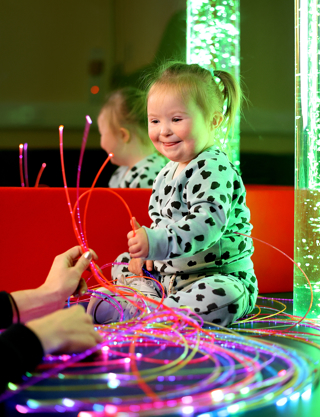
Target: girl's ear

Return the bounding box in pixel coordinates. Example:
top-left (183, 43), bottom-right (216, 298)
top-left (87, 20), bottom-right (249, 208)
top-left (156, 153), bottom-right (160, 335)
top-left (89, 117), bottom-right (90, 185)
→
top-left (211, 112), bottom-right (224, 130)
top-left (119, 127), bottom-right (131, 143)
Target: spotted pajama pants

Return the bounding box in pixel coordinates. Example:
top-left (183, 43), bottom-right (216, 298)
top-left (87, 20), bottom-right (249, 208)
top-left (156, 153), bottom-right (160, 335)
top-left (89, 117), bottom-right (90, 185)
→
top-left (111, 253), bottom-right (254, 327)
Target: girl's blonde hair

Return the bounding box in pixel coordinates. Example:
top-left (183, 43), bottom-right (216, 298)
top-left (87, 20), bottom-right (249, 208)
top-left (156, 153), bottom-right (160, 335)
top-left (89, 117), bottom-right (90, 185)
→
top-left (100, 87), bottom-right (149, 145)
top-left (146, 61), bottom-right (242, 138)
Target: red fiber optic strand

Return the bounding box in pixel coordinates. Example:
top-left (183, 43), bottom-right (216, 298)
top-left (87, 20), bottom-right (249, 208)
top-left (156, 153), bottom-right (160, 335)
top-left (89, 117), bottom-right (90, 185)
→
top-left (34, 163), bottom-right (46, 188)
top-left (59, 125), bottom-right (83, 250)
top-left (130, 336), bottom-right (160, 400)
top-left (82, 154), bottom-right (113, 244)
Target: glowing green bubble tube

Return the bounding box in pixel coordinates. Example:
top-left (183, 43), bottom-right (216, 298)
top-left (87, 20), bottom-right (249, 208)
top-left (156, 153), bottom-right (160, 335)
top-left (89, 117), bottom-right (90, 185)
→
top-left (294, 0), bottom-right (320, 318)
top-left (186, 0), bottom-right (240, 167)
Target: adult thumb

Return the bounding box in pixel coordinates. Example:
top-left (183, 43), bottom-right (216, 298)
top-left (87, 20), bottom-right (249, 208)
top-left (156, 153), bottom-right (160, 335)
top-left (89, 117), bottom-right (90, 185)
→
top-left (75, 251), bottom-right (92, 275)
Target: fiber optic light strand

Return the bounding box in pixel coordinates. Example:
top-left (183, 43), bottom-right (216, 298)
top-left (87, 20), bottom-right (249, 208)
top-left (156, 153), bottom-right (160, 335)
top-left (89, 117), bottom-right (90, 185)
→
top-left (34, 163), bottom-right (46, 188)
top-left (76, 115), bottom-right (93, 249)
top-left (59, 125), bottom-right (83, 249)
top-left (236, 304), bottom-right (262, 324)
top-left (237, 299), bottom-right (287, 324)
top-left (18, 144), bottom-right (24, 187)
top-left (235, 231), bottom-right (313, 331)
top-left (23, 143), bottom-right (29, 187)
top-left (129, 336), bottom-right (159, 400)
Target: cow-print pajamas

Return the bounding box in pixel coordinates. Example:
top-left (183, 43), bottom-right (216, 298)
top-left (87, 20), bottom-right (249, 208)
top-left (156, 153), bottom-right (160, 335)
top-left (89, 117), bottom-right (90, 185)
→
top-left (109, 152), bottom-right (168, 188)
top-left (112, 146), bottom-right (258, 327)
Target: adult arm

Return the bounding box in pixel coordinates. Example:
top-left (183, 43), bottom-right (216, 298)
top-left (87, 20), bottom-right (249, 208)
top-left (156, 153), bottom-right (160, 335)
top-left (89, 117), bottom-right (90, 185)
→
top-left (0, 291), bottom-right (44, 391)
top-left (0, 305), bottom-right (102, 393)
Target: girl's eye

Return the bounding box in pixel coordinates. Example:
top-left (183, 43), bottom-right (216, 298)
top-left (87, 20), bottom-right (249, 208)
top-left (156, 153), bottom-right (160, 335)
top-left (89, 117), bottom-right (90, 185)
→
top-left (172, 118), bottom-right (182, 122)
top-left (150, 119), bottom-right (159, 124)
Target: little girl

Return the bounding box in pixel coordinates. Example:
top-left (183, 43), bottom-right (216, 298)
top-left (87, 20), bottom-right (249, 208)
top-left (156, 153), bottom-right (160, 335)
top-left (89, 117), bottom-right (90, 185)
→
top-left (89, 63), bottom-right (258, 327)
top-left (98, 87), bottom-right (168, 188)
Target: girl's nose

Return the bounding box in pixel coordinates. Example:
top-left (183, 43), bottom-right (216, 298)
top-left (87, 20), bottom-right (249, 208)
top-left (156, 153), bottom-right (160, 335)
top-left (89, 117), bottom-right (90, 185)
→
top-left (160, 124), bottom-right (172, 136)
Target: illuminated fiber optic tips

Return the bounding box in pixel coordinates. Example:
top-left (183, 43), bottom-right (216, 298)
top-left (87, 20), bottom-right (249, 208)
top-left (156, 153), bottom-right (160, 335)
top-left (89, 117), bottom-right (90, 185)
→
top-left (18, 143), bottom-right (46, 187)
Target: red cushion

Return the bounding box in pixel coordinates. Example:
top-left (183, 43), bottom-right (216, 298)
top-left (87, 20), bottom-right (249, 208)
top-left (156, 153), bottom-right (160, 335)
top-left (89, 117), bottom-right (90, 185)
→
top-left (246, 185), bottom-right (294, 293)
top-left (0, 185), bottom-right (294, 293)
top-left (0, 188), bottom-right (152, 292)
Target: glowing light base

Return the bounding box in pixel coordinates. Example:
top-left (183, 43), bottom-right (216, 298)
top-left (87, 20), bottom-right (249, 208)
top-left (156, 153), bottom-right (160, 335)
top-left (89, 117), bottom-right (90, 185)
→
top-left (294, 0), bottom-right (320, 318)
top-left (186, 0), bottom-right (240, 166)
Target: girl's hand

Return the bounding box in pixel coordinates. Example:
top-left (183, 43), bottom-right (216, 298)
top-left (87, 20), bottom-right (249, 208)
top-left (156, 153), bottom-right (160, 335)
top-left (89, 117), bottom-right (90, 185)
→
top-left (129, 258), bottom-right (154, 276)
top-left (26, 305), bottom-right (103, 354)
top-left (127, 217), bottom-right (149, 259)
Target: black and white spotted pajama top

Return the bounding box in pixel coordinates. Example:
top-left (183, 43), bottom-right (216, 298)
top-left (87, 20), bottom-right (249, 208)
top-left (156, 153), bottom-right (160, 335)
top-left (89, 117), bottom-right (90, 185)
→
top-left (142, 146), bottom-right (258, 307)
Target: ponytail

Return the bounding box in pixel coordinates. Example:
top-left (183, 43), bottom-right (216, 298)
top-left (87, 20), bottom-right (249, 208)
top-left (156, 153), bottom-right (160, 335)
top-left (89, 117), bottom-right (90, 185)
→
top-left (213, 70), bottom-right (241, 137)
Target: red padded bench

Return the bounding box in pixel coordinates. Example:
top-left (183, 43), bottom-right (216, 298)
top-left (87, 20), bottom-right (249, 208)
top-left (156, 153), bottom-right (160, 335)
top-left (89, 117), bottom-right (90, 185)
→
top-left (0, 185), bottom-right (294, 294)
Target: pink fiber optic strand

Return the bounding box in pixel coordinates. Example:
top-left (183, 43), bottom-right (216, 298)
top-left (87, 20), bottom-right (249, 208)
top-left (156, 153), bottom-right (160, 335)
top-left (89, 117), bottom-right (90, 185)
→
top-left (59, 125), bottom-right (83, 249)
top-left (19, 144), bottom-right (24, 187)
top-left (23, 143), bottom-right (29, 187)
top-left (76, 115), bottom-right (92, 250)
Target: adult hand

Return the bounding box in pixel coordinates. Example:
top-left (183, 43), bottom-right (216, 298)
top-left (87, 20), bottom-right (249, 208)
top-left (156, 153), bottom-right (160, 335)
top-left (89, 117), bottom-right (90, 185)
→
top-left (41, 246), bottom-right (98, 309)
top-left (127, 217), bottom-right (149, 259)
top-left (128, 258), bottom-right (154, 276)
top-left (10, 246), bottom-right (99, 324)
top-left (26, 305), bottom-right (102, 354)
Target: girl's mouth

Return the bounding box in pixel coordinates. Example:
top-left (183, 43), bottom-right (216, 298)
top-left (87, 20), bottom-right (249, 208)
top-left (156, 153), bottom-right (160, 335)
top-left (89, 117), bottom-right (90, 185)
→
top-left (162, 141), bottom-right (181, 147)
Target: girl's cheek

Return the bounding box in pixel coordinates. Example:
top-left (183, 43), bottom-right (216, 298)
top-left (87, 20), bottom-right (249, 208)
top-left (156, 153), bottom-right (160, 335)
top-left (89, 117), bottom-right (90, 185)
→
top-left (149, 128), bottom-right (157, 140)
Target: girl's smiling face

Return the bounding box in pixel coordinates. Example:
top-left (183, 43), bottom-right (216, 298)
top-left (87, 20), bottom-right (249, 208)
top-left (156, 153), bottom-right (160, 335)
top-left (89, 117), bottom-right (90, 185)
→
top-left (147, 88), bottom-right (215, 171)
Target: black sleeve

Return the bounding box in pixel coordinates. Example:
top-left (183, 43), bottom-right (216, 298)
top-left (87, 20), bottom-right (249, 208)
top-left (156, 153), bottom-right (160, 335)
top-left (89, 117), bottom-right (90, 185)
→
top-left (0, 292), bottom-right (44, 393)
